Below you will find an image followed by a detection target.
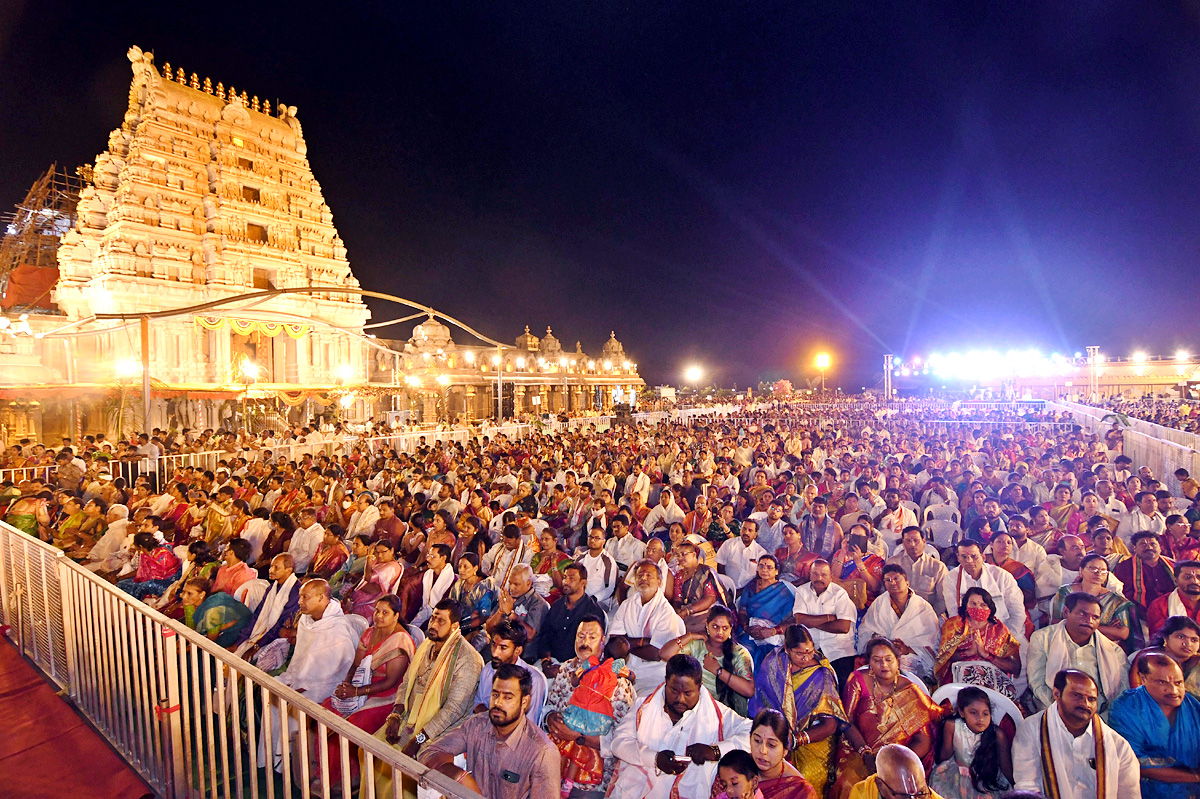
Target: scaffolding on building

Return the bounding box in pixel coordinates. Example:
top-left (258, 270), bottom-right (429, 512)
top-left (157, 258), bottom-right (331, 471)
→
top-left (0, 164), bottom-right (84, 308)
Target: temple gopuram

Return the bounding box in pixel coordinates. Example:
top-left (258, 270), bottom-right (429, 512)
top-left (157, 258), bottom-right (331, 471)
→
top-left (0, 46), bottom-right (643, 440)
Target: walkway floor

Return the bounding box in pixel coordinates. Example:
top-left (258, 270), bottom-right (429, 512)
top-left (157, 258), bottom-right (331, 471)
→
top-left (0, 636), bottom-right (154, 799)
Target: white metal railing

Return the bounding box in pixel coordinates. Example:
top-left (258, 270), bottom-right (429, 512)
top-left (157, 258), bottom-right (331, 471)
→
top-left (0, 520), bottom-right (480, 799)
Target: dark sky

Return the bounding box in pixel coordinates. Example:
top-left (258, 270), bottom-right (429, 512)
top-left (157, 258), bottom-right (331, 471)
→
top-left (3, 2), bottom-right (1200, 389)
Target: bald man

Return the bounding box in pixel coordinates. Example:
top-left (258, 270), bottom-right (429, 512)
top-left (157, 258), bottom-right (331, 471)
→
top-left (848, 743), bottom-right (946, 799)
top-left (259, 578), bottom-right (364, 770)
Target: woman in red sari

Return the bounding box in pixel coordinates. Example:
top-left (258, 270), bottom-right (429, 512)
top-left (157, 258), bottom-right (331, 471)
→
top-left (746, 709), bottom-right (816, 799)
top-left (830, 522), bottom-right (884, 609)
top-left (984, 531), bottom-right (1036, 638)
top-left (933, 587), bottom-right (1022, 699)
top-left (832, 637), bottom-right (943, 799)
top-left (530, 528), bottom-right (571, 605)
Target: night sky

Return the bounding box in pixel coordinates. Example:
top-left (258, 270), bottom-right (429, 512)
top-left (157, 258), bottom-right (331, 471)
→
top-left (3, 2), bottom-right (1200, 390)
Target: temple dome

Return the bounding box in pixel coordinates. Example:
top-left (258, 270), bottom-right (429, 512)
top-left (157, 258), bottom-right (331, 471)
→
top-left (602, 331), bottom-right (625, 360)
top-left (410, 315), bottom-right (453, 352)
top-left (539, 326), bottom-right (562, 356)
top-left (516, 325), bottom-right (540, 351)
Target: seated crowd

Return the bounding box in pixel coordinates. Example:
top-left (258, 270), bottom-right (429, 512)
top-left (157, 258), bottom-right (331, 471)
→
top-left (5, 401), bottom-right (1200, 799)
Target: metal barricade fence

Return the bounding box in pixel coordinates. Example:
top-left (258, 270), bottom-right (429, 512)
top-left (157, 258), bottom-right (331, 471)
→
top-left (0, 520), bottom-right (481, 799)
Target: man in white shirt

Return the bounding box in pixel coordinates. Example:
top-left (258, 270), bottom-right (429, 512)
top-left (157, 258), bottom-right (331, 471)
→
top-left (345, 494), bottom-right (381, 539)
top-left (716, 519), bottom-right (769, 595)
top-left (574, 525), bottom-right (619, 610)
top-left (749, 500), bottom-right (787, 554)
top-left (942, 539), bottom-right (1027, 639)
top-left (609, 560), bottom-right (686, 696)
top-left (604, 514), bottom-right (647, 579)
top-left (287, 507), bottom-right (325, 574)
top-left (791, 560), bottom-right (857, 687)
top-left (482, 524), bottom-right (534, 587)
top-left (885, 526), bottom-right (947, 616)
top-left (412, 544), bottom-right (456, 627)
top-left (641, 489), bottom-right (685, 539)
top-left (1117, 491), bottom-right (1167, 544)
top-left (624, 461), bottom-right (652, 505)
top-left (1012, 669), bottom-right (1140, 799)
top-left (876, 488), bottom-right (919, 552)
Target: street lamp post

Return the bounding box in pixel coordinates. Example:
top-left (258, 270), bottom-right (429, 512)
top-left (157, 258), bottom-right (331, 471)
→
top-left (815, 352), bottom-right (831, 393)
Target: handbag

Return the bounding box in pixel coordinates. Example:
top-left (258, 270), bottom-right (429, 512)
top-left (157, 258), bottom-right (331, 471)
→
top-left (328, 654), bottom-right (373, 716)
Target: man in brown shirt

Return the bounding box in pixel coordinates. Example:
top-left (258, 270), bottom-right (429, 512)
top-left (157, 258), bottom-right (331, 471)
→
top-left (421, 663), bottom-right (561, 799)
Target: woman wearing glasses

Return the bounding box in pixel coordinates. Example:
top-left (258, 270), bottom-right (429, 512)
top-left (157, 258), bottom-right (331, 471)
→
top-left (1048, 552), bottom-right (1139, 653)
top-left (832, 637), bottom-right (943, 799)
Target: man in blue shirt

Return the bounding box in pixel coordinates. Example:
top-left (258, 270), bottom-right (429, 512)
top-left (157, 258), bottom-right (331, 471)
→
top-left (1110, 652), bottom-right (1200, 799)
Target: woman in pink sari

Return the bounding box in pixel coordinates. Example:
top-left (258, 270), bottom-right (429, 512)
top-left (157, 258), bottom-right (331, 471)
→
top-left (315, 594), bottom-right (414, 788)
top-left (346, 539), bottom-right (404, 618)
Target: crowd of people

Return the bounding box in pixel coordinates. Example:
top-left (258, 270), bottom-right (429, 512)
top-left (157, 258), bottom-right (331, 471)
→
top-left (4, 400), bottom-right (1200, 799)
top-left (1081, 396), bottom-right (1200, 434)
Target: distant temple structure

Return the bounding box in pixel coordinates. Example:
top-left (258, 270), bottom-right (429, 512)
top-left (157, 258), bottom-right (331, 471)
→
top-left (0, 46), bottom-right (643, 440)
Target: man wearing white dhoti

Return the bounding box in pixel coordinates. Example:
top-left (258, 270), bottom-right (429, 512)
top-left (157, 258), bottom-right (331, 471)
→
top-left (258, 579), bottom-right (363, 769)
top-left (1012, 669), bottom-right (1141, 799)
top-left (858, 564), bottom-right (939, 679)
top-left (609, 559), bottom-right (686, 696)
top-left (610, 653), bottom-right (752, 799)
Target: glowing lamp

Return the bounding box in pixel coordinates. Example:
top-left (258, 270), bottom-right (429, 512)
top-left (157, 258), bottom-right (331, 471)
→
top-left (684, 365), bottom-right (703, 383)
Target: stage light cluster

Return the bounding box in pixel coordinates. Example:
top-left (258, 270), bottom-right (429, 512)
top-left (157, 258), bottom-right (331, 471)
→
top-left (894, 350), bottom-right (1082, 381)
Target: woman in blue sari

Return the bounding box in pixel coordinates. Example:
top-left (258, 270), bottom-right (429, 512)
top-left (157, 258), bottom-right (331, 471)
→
top-left (738, 555), bottom-right (797, 668)
top-left (180, 577), bottom-right (252, 647)
top-left (447, 552), bottom-right (496, 651)
top-left (750, 625), bottom-right (848, 798)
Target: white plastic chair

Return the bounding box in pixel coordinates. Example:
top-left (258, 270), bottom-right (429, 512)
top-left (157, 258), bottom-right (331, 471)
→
top-left (900, 500), bottom-right (921, 516)
top-left (1170, 497), bottom-right (1192, 512)
top-left (234, 578), bottom-right (270, 613)
top-left (926, 505), bottom-right (961, 525)
top-left (932, 683), bottom-right (1023, 727)
top-left (406, 623), bottom-right (425, 648)
top-left (924, 520), bottom-right (962, 549)
top-left (854, 665), bottom-right (930, 696)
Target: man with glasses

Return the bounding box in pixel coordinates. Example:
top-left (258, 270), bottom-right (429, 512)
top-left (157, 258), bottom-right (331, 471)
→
top-left (847, 743), bottom-right (942, 799)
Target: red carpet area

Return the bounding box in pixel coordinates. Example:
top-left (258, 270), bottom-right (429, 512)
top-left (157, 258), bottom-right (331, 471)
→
top-left (0, 637), bottom-right (153, 799)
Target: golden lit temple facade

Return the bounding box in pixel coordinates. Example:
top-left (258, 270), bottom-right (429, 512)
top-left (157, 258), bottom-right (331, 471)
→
top-left (0, 46), bottom-right (642, 440)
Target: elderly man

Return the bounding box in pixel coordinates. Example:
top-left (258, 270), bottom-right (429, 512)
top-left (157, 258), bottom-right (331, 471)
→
top-left (367, 599), bottom-right (484, 797)
top-left (610, 559), bottom-right (686, 696)
top-left (486, 563), bottom-right (550, 642)
top-left (1115, 532), bottom-right (1178, 623)
top-left (848, 743), bottom-right (946, 799)
top-left (885, 526), bottom-right (947, 616)
top-left (798, 495), bottom-right (843, 559)
top-left (858, 565), bottom-right (939, 680)
top-left (1027, 592), bottom-right (1128, 714)
top-left (231, 554), bottom-right (301, 668)
top-left (259, 579), bottom-right (362, 770)
top-left (610, 654), bottom-right (752, 799)
top-left (542, 613), bottom-right (636, 799)
top-left (420, 663), bottom-right (560, 799)
top-left (1012, 670), bottom-right (1140, 799)
top-left (792, 559), bottom-right (857, 687)
top-left (288, 507), bottom-right (324, 574)
top-left (1110, 653), bottom-right (1200, 799)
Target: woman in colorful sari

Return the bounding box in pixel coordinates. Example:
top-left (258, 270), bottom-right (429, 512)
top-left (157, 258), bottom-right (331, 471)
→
top-left (832, 637), bottom-right (942, 799)
top-left (117, 532), bottom-right (182, 601)
top-left (531, 527), bottom-right (572, 605)
top-left (1130, 616), bottom-right (1200, 700)
top-left (1089, 525), bottom-right (1130, 570)
top-left (669, 540), bottom-right (725, 633)
top-left (738, 555), bottom-right (797, 668)
top-left (748, 709), bottom-right (817, 799)
top-left (155, 539), bottom-right (221, 614)
top-left (933, 587), bottom-right (1022, 699)
top-left (446, 552), bottom-right (495, 650)
top-left (749, 625), bottom-right (848, 798)
top-left (4, 489), bottom-right (51, 538)
top-left (52, 496), bottom-right (88, 551)
top-left (660, 604), bottom-right (755, 717)
top-left (314, 594), bottom-right (414, 788)
top-left (180, 577), bottom-right (252, 646)
top-left (347, 539), bottom-right (404, 618)
top-left (309, 524), bottom-right (351, 581)
top-left (830, 523), bottom-right (884, 610)
top-left (1043, 485), bottom-right (1083, 541)
top-left (1049, 552), bottom-right (1140, 653)
top-left (1026, 505), bottom-right (1060, 551)
top-left (775, 524), bottom-right (819, 586)
top-left (984, 531), bottom-right (1036, 639)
